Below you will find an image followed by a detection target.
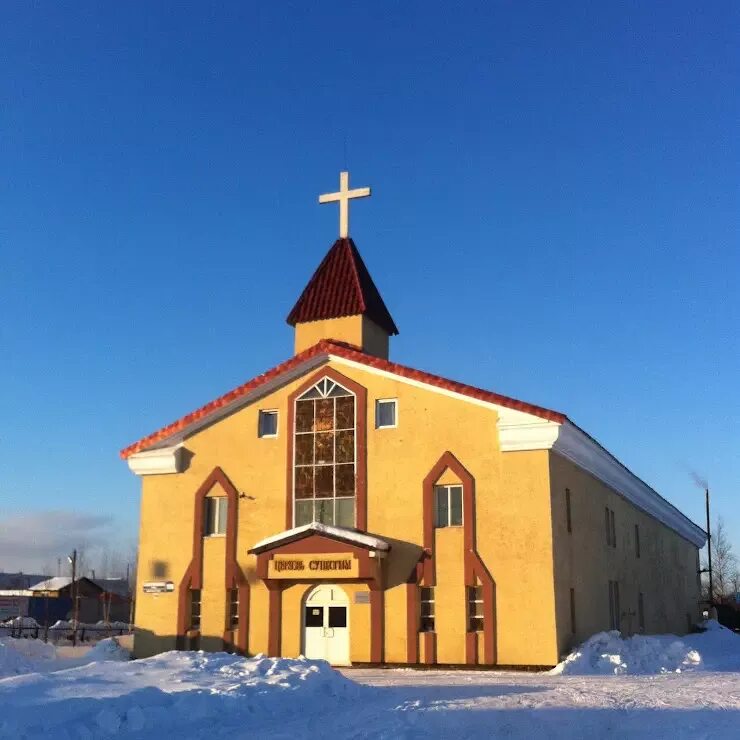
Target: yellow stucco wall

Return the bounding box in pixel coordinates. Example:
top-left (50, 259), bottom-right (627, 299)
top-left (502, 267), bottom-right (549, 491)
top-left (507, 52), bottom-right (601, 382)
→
top-left (495, 449), bottom-right (559, 665)
top-left (293, 315), bottom-right (389, 358)
top-left (549, 453), bottom-right (701, 658)
top-left (132, 354), bottom-right (696, 668)
top-left (133, 356), bottom-right (562, 665)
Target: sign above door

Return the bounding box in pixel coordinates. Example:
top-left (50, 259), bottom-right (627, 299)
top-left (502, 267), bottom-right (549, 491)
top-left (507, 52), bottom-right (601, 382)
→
top-left (267, 553), bottom-right (358, 579)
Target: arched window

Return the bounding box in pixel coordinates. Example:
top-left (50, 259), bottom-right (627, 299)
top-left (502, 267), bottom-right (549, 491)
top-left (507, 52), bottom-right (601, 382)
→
top-left (293, 377), bottom-right (355, 527)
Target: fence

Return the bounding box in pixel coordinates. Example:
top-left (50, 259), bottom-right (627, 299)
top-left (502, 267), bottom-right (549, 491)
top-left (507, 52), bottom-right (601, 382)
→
top-left (0, 624), bottom-right (132, 646)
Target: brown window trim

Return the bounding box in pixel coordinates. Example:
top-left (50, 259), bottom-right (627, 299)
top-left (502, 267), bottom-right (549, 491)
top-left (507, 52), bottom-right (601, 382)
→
top-left (285, 366), bottom-right (367, 531)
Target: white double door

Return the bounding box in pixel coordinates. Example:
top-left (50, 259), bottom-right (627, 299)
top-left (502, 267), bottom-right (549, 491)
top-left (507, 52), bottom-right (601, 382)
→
top-left (303, 585), bottom-right (350, 666)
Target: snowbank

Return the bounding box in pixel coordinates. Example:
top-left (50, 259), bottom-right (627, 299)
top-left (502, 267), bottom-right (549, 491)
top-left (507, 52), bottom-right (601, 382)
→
top-left (84, 637), bottom-right (130, 662)
top-left (49, 619), bottom-right (130, 631)
top-left (4, 616), bottom-right (39, 628)
top-left (0, 652), bottom-right (363, 739)
top-left (50, 619), bottom-right (76, 630)
top-left (552, 620), bottom-right (740, 675)
top-left (0, 637), bottom-right (56, 678)
top-left (0, 636), bottom-right (129, 678)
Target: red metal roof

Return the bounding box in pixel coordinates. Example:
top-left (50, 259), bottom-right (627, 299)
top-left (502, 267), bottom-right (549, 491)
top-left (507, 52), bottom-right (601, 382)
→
top-left (286, 238), bottom-right (399, 335)
top-left (120, 340), bottom-right (566, 459)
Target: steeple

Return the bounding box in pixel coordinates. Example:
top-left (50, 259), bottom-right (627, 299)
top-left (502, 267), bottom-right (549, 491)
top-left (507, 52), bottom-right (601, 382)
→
top-left (287, 237), bottom-right (398, 358)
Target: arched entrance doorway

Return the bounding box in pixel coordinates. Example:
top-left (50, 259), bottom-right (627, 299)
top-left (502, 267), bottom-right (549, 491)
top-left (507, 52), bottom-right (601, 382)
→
top-left (303, 584), bottom-right (350, 666)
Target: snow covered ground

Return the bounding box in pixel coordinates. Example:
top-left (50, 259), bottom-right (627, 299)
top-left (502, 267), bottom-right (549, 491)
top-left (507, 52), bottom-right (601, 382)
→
top-left (0, 624), bottom-right (739, 739)
top-left (0, 636), bottom-right (129, 680)
top-left (551, 618), bottom-right (740, 675)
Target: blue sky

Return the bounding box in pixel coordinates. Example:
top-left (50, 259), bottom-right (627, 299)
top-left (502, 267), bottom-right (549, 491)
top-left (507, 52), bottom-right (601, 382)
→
top-left (1, 2), bottom-right (738, 573)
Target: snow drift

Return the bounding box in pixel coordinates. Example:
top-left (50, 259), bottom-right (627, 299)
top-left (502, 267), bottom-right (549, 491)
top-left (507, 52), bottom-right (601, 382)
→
top-left (0, 636), bottom-right (128, 678)
top-left (0, 637), bottom-right (57, 678)
top-left (0, 652), bottom-right (364, 739)
top-left (552, 620), bottom-right (740, 675)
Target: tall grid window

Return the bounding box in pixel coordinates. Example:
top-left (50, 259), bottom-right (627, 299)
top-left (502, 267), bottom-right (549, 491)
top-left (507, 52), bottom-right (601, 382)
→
top-left (190, 589), bottom-right (201, 631)
top-left (467, 585), bottom-right (484, 632)
top-left (227, 588), bottom-right (239, 630)
top-left (294, 378), bottom-right (356, 528)
top-left (420, 587), bottom-right (435, 632)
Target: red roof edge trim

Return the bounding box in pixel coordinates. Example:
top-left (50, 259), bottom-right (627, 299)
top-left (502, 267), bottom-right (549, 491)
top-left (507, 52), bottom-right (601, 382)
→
top-left (120, 341), bottom-right (334, 459)
top-left (325, 343), bottom-right (567, 424)
top-left (121, 340), bottom-right (565, 460)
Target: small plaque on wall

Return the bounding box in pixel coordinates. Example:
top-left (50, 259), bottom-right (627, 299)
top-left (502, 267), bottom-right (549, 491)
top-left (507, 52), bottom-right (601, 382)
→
top-left (143, 581), bottom-right (174, 594)
top-left (354, 592), bottom-right (370, 604)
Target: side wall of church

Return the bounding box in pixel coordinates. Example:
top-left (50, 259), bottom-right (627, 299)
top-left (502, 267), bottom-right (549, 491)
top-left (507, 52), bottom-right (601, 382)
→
top-left (133, 358), bottom-right (561, 665)
top-left (549, 453), bottom-right (701, 659)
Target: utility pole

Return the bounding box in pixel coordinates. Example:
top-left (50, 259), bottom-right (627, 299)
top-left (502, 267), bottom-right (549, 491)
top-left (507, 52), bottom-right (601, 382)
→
top-left (706, 487), bottom-right (713, 608)
top-left (68, 549), bottom-right (79, 625)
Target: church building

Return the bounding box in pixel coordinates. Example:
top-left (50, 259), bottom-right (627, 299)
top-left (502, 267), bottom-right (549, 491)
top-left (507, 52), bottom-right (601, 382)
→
top-left (123, 172), bottom-right (705, 667)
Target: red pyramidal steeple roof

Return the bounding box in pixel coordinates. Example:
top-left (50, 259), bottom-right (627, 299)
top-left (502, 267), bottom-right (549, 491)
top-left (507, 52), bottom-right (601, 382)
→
top-left (286, 238), bottom-right (399, 335)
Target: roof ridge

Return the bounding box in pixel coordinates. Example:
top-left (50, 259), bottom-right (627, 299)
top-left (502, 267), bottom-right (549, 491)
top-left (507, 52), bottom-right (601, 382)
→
top-left (345, 239), bottom-right (367, 314)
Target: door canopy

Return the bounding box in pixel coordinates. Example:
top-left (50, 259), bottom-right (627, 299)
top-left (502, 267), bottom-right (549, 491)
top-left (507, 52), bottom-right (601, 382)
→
top-left (249, 522), bottom-right (390, 584)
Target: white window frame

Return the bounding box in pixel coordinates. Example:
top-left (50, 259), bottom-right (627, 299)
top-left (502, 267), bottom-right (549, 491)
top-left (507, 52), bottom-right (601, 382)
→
top-left (190, 589), bottom-right (201, 631)
top-left (258, 409), bottom-right (279, 438)
top-left (292, 377), bottom-right (357, 528)
top-left (467, 585), bottom-right (484, 633)
top-left (204, 496), bottom-right (228, 537)
top-left (433, 484), bottom-right (463, 528)
top-left (419, 586), bottom-right (435, 632)
top-left (375, 398), bottom-right (398, 429)
top-left (227, 588), bottom-right (239, 630)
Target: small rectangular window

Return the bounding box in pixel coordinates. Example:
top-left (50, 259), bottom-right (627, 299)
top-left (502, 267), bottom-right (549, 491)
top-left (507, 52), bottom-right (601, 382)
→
top-left (638, 592), bottom-right (645, 632)
top-left (434, 485), bottom-right (463, 527)
top-left (605, 507), bottom-right (616, 547)
top-left (204, 497), bottom-right (227, 536)
top-left (608, 580), bottom-right (620, 631)
top-left (570, 587), bottom-right (576, 634)
top-left (610, 509), bottom-right (616, 548)
top-left (258, 410), bottom-right (278, 437)
top-left (375, 399), bottom-right (397, 428)
top-left (190, 589), bottom-right (201, 631)
top-left (634, 524), bottom-right (640, 558)
top-left (419, 587), bottom-right (435, 632)
top-left (565, 488), bottom-right (572, 534)
top-left (467, 585), bottom-right (484, 632)
top-left (227, 588), bottom-right (239, 630)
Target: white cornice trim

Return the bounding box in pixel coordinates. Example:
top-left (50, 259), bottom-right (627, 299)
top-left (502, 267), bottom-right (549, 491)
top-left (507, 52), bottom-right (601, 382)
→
top-left (553, 422), bottom-right (706, 547)
top-left (497, 414), bottom-right (561, 451)
top-left (498, 417), bottom-right (706, 548)
top-left (127, 445), bottom-right (186, 476)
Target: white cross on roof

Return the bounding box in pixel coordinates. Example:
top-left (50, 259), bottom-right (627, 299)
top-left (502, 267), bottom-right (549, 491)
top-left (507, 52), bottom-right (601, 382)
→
top-left (318, 171), bottom-right (371, 239)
